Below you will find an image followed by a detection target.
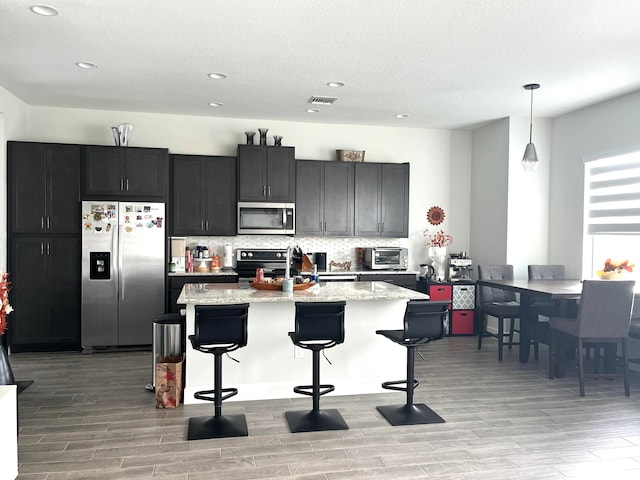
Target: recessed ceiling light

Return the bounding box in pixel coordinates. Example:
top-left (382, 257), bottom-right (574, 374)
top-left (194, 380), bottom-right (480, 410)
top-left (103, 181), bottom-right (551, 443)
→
top-left (208, 102), bottom-right (224, 107)
top-left (30, 4), bottom-right (59, 16)
top-left (208, 72), bottom-right (228, 80)
top-left (76, 62), bottom-right (97, 69)
top-left (306, 109), bottom-right (320, 114)
top-left (395, 113), bottom-right (409, 118)
top-left (327, 81), bottom-right (345, 88)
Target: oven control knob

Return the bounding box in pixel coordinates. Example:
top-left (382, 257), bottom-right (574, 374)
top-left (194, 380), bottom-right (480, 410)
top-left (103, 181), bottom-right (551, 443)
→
top-left (276, 252), bottom-right (282, 258)
top-left (247, 252), bottom-right (253, 257)
top-left (240, 252), bottom-right (247, 258)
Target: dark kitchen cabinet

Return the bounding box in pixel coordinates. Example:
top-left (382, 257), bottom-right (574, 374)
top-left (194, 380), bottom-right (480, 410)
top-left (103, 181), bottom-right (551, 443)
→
top-left (82, 145), bottom-right (168, 200)
top-left (354, 163), bottom-right (409, 237)
top-left (167, 275), bottom-right (238, 313)
top-left (9, 235), bottom-right (81, 352)
top-left (296, 160), bottom-right (354, 236)
top-left (237, 145), bottom-right (295, 202)
top-left (171, 154), bottom-right (236, 236)
top-left (8, 142), bottom-right (80, 234)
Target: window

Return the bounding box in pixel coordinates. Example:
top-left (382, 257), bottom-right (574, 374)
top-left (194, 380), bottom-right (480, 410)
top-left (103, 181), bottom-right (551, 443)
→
top-left (583, 151), bottom-right (640, 280)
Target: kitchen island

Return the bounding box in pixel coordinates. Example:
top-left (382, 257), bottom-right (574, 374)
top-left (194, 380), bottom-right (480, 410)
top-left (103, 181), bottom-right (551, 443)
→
top-left (178, 281), bottom-right (429, 404)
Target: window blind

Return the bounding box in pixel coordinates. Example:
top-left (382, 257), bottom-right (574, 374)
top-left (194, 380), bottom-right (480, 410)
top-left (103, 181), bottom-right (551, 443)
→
top-left (586, 153), bottom-right (640, 234)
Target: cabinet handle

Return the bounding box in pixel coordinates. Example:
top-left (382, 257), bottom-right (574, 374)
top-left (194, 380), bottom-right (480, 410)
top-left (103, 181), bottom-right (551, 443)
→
top-left (268, 185), bottom-right (271, 197)
top-left (41, 242), bottom-right (44, 255)
top-left (381, 222), bottom-right (384, 233)
top-left (46, 217), bottom-right (50, 230)
top-left (205, 220), bottom-right (209, 230)
top-left (324, 221), bottom-right (327, 232)
top-left (120, 178), bottom-right (124, 191)
top-left (201, 220), bottom-right (205, 231)
top-left (125, 179), bottom-right (129, 191)
top-left (46, 242), bottom-right (50, 255)
top-left (41, 217), bottom-right (45, 230)
top-left (263, 186), bottom-right (267, 197)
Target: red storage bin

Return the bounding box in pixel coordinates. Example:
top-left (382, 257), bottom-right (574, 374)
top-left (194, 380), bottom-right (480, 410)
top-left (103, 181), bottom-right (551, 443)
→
top-left (429, 284), bottom-right (452, 302)
top-left (451, 310), bottom-right (475, 335)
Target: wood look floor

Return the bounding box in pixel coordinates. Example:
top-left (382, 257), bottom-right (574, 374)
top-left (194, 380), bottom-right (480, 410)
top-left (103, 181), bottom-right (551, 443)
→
top-left (9, 336), bottom-right (640, 480)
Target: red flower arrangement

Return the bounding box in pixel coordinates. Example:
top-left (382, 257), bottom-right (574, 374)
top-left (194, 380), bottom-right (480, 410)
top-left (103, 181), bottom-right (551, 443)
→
top-left (423, 206), bottom-right (453, 248)
top-left (0, 272), bottom-right (13, 336)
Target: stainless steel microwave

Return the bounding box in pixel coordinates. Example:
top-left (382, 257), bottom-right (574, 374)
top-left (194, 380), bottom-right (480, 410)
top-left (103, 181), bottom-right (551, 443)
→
top-left (237, 202), bottom-right (295, 235)
top-left (364, 247), bottom-right (408, 270)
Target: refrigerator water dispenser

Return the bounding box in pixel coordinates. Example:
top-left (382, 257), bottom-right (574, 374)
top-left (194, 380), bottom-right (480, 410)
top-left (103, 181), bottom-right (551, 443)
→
top-left (90, 252), bottom-right (111, 280)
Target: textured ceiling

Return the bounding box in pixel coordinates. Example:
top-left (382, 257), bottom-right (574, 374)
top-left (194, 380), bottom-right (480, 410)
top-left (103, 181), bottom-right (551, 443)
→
top-left (2, 0), bottom-right (640, 129)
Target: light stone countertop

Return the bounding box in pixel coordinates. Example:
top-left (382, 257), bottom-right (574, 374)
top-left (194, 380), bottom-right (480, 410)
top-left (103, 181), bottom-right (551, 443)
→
top-left (177, 280), bottom-right (429, 305)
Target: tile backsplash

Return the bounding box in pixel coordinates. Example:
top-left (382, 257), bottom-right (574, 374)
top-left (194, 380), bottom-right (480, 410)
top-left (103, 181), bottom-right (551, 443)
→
top-left (177, 235), bottom-right (408, 267)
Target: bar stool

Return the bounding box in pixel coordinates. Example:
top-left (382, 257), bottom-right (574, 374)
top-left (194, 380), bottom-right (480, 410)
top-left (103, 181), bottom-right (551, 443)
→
top-left (376, 300), bottom-right (449, 426)
top-left (285, 301), bottom-right (348, 433)
top-left (187, 303), bottom-right (250, 440)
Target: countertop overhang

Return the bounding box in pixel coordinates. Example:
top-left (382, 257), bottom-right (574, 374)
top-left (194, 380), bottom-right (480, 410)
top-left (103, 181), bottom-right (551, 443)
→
top-left (177, 280), bottom-right (428, 305)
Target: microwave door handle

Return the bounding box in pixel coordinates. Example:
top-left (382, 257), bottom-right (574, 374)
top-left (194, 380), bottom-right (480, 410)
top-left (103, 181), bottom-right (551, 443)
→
top-left (282, 209), bottom-right (286, 226)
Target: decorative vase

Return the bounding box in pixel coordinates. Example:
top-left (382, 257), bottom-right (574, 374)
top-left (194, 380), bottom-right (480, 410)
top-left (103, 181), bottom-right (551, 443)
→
top-left (0, 341), bottom-right (15, 385)
top-left (429, 247), bottom-right (447, 282)
top-left (258, 128), bottom-right (269, 145)
top-left (273, 135), bottom-right (283, 146)
top-left (244, 131), bottom-right (255, 145)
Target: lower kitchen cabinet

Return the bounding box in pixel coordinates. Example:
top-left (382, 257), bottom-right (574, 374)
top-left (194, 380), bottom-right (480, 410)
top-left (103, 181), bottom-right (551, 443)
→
top-left (9, 235), bottom-right (81, 352)
top-left (167, 275), bottom-right (238, 313)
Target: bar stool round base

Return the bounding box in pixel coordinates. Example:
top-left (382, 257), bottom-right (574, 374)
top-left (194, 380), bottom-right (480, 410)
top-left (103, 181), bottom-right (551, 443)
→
top-left (376, 404), bottom-right (445, 426)
top-left (285, 409), bottom-right (349, 433)
top-left (187, 414), bottom-right (248, 440)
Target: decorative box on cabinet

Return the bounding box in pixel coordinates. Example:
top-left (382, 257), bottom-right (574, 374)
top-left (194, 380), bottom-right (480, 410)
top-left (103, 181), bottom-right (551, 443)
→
top-left (451, 310), bottom-right (475, 335)
top-left (428, 283), bottom-right (452, 304)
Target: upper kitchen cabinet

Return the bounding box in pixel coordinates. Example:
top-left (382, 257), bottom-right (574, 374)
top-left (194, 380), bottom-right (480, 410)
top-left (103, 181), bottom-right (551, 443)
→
top-left (296, 160), bottom-right (354, 236)
top-left (237, 145), bottom-right (295, 202)
top-left (8, 142), bottom-right (80, 234)
top-left (171, 154), bottom-right (236, 236)
top-left (354, 163), bottom-right (409, 237)
top-left (82, 145), bottom-right (169, 200)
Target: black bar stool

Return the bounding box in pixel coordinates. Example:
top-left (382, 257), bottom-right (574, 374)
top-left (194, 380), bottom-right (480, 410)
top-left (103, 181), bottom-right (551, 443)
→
top-left (187, 303), bottom-right (250, 440)
top-left (285, 301), bottom-right (348, 433)
top-left (376, 300), bottom-right (449, 426)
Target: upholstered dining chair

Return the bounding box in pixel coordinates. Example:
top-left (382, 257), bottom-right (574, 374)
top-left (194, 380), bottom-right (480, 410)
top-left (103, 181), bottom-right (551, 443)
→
top-left (527, 265), bottom-right (566, 359)
top-left (477, 265), bottom-right (520, 361)
top-left (549, 280), bottom-right (635, 397)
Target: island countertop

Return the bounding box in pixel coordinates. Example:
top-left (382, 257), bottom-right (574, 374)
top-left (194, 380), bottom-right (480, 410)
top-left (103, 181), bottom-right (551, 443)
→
top-left (177, 280), bottom-right (429, 305)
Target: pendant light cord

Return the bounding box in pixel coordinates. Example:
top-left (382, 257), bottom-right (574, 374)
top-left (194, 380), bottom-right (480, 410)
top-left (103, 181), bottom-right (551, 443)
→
top-left (529, 87), bottom-right (534, 143)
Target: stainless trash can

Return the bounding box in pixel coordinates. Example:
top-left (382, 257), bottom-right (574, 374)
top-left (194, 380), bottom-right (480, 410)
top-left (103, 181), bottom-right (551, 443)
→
top-left (145, 313), bottom-right (185, 390)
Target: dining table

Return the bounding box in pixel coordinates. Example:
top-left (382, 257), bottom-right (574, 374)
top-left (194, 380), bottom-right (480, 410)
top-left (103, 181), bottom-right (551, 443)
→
top-left (475, 278), bottom-right (583, 363)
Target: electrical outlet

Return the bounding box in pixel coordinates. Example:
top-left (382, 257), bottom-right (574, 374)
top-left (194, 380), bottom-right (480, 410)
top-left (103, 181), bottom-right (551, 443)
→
top-left (294, 346), bottom-right (304, 359)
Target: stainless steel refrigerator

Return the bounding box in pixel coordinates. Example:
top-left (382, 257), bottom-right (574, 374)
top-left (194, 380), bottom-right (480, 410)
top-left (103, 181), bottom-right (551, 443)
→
top-left (81, 201), bottom-right (165, 350)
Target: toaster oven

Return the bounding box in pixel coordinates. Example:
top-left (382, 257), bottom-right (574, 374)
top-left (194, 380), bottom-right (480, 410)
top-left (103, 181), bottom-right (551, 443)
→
top-left (363, 247), bottom-right (408, 270)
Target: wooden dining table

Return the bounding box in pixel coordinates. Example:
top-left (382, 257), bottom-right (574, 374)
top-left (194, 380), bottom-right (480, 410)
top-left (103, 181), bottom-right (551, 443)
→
top-left (475, 279), bottom-right (583, 363)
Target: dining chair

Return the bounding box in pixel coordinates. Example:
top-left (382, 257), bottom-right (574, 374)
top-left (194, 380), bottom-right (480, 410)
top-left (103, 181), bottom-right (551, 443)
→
top-left (527, 265), bottom-right (566, 359)
top-left (549, 280), bottom-right (635, 397)
top-left (477, 265), bottom-right (520, 361)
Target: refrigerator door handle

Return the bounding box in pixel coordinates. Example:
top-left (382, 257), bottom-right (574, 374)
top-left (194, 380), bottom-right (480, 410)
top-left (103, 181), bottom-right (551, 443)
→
top-left (119, 227), bottom-right (125, 300)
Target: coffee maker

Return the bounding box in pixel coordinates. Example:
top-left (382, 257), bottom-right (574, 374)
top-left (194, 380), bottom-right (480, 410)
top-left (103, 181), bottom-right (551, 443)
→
top-left (446, 252), bottom-right (473, 282)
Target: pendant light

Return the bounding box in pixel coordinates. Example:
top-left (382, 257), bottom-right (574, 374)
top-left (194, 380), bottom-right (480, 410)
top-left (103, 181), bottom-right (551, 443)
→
top-left (522, 83), bottom-right (540, 171)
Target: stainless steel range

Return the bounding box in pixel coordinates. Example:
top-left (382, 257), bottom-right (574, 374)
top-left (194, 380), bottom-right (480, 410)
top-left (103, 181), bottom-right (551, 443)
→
top-left (235, 248), bottom-right (293, 283)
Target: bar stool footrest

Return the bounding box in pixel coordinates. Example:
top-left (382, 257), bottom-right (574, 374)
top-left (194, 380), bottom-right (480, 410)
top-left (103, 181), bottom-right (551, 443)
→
top-left (381, 379), bottom-right (419, 393)
top-left (193, 387), bottom-right (238, 403)
top-left (285, 408), bottom-right (348, 433)
top-left (293, 383), bottom-right (335, 397)
top-left (187, 414), bottom-right (248, 440)
top-left (376, 403), bottom-right (445, 426)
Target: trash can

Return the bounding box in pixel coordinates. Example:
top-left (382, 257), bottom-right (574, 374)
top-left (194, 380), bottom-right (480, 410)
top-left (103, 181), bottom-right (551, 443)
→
top-left (145, 313), bottom-right (185, 391)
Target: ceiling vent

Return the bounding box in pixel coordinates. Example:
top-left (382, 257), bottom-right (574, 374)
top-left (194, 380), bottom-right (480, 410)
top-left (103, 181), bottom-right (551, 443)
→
top-left (308, 96), bottom-right (338, 105)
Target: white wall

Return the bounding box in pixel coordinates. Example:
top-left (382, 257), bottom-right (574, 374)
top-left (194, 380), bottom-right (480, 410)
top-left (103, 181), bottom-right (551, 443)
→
top-left (470, 118), bottom-right (510, 268)
top-left (3, 105), bottom-right (471, 271)
top-left (549, 89), bottom-right (640, 278)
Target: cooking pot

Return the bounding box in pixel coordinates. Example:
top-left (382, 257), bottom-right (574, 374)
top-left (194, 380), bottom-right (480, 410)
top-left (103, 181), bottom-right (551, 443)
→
top-left (419, 263), bottom-right (435, 280)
